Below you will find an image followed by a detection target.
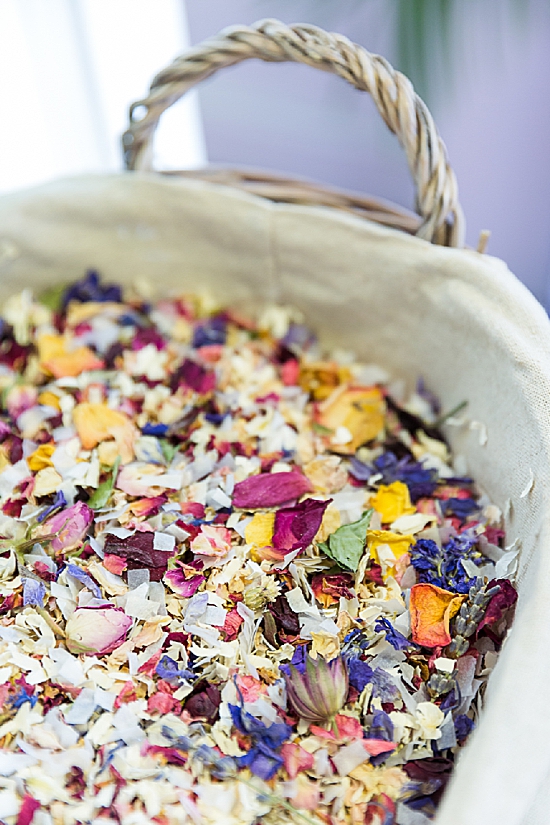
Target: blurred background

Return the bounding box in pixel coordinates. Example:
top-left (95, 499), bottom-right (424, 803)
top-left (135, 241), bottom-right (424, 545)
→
top-left (1, 0), bottom-right (549, 309)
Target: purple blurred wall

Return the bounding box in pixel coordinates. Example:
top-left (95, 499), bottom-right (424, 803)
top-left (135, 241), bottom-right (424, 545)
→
top-left (185, 1), bottom-right (550, 308)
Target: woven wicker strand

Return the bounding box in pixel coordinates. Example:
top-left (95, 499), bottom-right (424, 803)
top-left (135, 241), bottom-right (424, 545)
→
top-left (123, 18), bottom-right (464, 247)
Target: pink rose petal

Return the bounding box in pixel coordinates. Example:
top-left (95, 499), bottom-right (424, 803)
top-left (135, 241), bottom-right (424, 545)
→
top-left (281, 742), bottom-right (315, 779)
top-left (363, 739), bottom-right (397, 756)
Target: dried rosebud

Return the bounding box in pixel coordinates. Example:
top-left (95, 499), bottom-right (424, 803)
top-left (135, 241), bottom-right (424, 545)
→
top-left (184, 680), bottom-right (221, 724)
top-left (65, 606), bottom-right (132, 655)
top-left (40, 502), bottom-right (94, 552)
top-left (284, 653), bottom-right (348, 724)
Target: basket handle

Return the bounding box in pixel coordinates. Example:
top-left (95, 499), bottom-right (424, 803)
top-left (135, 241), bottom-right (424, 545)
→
top-left (122, 18), bottom-right (464, 247)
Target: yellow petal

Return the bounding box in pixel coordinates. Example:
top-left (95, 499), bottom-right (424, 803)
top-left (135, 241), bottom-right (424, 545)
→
top-left (370, 482), bottom-right (416, 524)
top-left (245, 512), bottom-right (275, 549)
top-left (73, 403), bottom-right (133, 452)
top-left (315, 505), bottom-right (342, 543)
top-left (0, 447), bottom-right (9, 474)
top-left (317, 385), bottom-right (385, 454)
top-left (310, 630), bottom-right (340, 661)
top-left (37, 391), bottom-right (61, 411)
top-left (66, 301), bottom-right (123, 326)
top-left (28, 443), bottom-right (55, 472)
top-left (37, 334), bottom-right (103, 378)
top-left (410, 583), bottom-right (466, 647)
top-left (97, 441), bottom-right (120, 467)
top-left (33, 467), bottom-right (63, 497)
top-left (37, 334), bottom-right (65, 363)
top-left (368, 530), bottom-right (414, 562)
top-left (299, 361), bottom-right (351, 400)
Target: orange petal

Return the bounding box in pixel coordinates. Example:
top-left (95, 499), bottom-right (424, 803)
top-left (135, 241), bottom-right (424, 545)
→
top-left (73, 403), bottom-right (133, 451)
top-left (410, 583), bottom-right (465, 648)
top-left (317, 385), bottom-right (385, 454)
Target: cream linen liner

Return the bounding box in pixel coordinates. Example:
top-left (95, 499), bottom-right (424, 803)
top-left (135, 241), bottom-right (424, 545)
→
top-left (0, 172), bottom-right (549, 824)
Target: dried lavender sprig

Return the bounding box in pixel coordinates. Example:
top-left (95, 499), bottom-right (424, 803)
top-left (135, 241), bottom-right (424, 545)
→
top-left (448, 578), bottom-right (500, 658)
top-left (427, 671), bottom-right (455, 699)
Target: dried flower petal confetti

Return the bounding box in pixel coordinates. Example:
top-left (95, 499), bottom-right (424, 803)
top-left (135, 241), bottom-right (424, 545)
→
top-left (0, 275), bottom-right (518, 825)
top-left (410, 584), bottom-right (465, 648)
top-left (232, 470), bottom-right (313, 509)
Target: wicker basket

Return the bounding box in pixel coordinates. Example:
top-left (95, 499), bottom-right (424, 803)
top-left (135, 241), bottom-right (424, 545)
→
top-left (122, 18), bottom-right (464, 249)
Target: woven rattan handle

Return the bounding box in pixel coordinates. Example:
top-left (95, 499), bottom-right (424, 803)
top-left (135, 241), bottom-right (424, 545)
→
top-left (122, 18), bottom-right (464, 247)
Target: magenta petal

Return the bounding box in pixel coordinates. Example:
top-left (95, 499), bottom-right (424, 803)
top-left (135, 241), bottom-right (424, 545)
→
top-left (165, 569), bottom-right (204, 597)
top-left (232, 471), bottom-right (313, 509)
top-left (273, 498), bottom-right (330, 552)
top-left (173, 359), bottom-right (215, 394)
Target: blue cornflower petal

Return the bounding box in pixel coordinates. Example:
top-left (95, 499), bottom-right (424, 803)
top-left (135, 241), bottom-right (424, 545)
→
top-left (37, 489), bottom-right (67, 523)
top-left (192, 317), bottom-right (227, 348)
top-left (237, 743), bottom-right (284, 781)
top-left (369, 709), bottom-right (394, 742)
top-left (62, 270), bottom-right (122, 309)
top-left (454, 714), bottom-right (475, 742)
top-left (22, 578), bottom-right (45, 607)
top-left (346, 656), bottom-right (398, 702)
top-left (156, 655), bottom-right (195, 684)
top-left (442, 498), bottom-right (479, 519)
top-left (346, 656), bottom-right (374, 693)
top-left (142, 422), bottom-right (169, 437)
top-left (374, 617), bottom-right (412, 650)
top-left (229, 705), bottom-right (291, 749)
top-left (280, 643), bottom-right (307, 678)
top-left (65, 564), bottom-right (101, 599)
top-left (11, 687), bottom-right (37, 709)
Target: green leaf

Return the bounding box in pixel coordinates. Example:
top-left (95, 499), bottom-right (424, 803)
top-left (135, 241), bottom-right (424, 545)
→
top-left (87, 456), bottom-right (121, 509)
top-left (38, 283), bottom-right (66, 312)
top-left (160, 439), bottom-right (179, 464)
top-left (311, 422), bottom-right (333, 436)
top-left (318, 509), bottom-right (373, 573)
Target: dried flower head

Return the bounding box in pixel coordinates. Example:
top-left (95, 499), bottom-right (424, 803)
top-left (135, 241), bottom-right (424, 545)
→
top-left (284, 653), bottom-right (349, 724)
